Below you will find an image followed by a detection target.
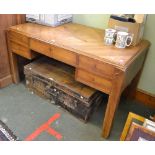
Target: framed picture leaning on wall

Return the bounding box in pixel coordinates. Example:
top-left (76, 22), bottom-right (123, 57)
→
top-left (143, 119), bottom-right (155, 132)
top-left (120, 112), bottom-right (145, 140)
top-left (125, 122), bottom-right (155, 141)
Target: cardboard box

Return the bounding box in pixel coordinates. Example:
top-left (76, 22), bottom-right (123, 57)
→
top-left (108, 15), bottom-right (147, 46)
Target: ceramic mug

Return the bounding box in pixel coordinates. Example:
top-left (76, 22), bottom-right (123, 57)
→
top-left (104, 37), bottom-right (115, 46)
top-left (115, 31), bottom-right (133, 48)
top-left (104, 28), bottom-right (117, 45)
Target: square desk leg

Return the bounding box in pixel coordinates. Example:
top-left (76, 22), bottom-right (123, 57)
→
top-left (9, 51), bottom-right (20, 84)
top-left (125, 70), bottom-right (142, 100)
top-left (102, 71), bottom-right (124, 138)
top-left (7, 32), bottom-right (20, 84)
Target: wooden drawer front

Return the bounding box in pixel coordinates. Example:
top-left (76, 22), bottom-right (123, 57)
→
top-left (10, 42), bottom-right (34, 59)
top-left (78, 55), bottom-right (114, 78)
top-left (9, 31), bottom-right (29, 47)
top-left (53, 47), bottom-right (77, 66)
top-left (30, 39), bottom-right (52, 57)
top-left (76, 69), bottom-right (111, 94)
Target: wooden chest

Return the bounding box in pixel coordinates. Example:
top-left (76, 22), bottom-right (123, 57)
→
top-left (24, 57), bottom-right (105, 121)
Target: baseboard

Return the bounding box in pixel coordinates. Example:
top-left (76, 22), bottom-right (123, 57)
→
top-left (134, 89), bottom-right (155, 109)
top-left (0, 75), bottom-right (12, 88)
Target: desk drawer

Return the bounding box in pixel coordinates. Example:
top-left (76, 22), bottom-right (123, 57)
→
top-left (30, 39), bottom-right (52, 57)
top-left (10, 42), bottom-right (35, 59)
top-left (9, 31), bottom-right (29, 47)
top-left (76, 69), bottom-right (111, 94)
top-left (78, 55), bottom-right (114, 78)
top-left (53, 47), bottom-right (77, 66)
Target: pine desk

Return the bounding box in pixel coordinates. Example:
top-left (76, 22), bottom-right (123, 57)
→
top-left (7, 23), bottom-right (150, 138)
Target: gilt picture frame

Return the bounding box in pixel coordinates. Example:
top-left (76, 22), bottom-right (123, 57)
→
top-left (143, 119), bottom-right (155, 132)
top-left (125, 122), bottom-right (155, 141)
top-left (120, 112), bottom-right (145, 140)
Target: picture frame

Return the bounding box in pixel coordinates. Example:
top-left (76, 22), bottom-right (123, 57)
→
top-left (0, 120), bottom-right (17, 141)
top-left (120, 112), bottom-right (145, 140)
top-left (143, 119), bottom-right (155, 132)
top-left (125, 122), bottom-right (155, 141)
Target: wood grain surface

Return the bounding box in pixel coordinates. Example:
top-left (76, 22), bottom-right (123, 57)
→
top-left (9, 23), bottom-right (150, 71)
top-left (7, 22), bottom-right (150, 138)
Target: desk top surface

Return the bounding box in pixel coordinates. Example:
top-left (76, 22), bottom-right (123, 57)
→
top-left (9, 23), bottom-right (150, 70)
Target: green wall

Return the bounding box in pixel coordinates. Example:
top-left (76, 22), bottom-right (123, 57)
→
top-left (73, 14), bottom-right (110, 29)
top-left (73, 14), bottom-right (155, 95)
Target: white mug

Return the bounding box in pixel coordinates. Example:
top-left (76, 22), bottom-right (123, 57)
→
top-left (104, 28), bottom-right (117, 45)
top-left (115, 31), bottom-right (133, 48)
top-left (104, 37), bottom-right (114, 45)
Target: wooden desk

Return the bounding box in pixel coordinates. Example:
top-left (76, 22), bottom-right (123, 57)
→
top-left (7, 23), bottom-right (150, 138)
